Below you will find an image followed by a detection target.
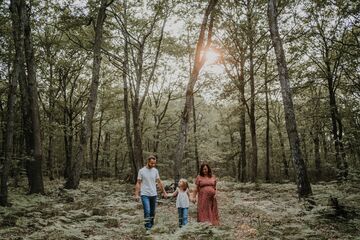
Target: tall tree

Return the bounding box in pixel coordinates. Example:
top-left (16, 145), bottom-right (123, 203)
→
top-left (0, 0), bottom-right (25, 206)
top-left (306, 2), bottom-right (349, 179)
top-left (173, 0), bottom-right (218, 185)
top-left (65, 0), bottom-right (113, 189)
top-left (119, 0), bottom-right (136, 182)
top-left (221, 4), bottom-right (247, 182)
top-left (245, 0), bottom-right (258, 182)
top-left (110, 1), bottom-right (169, 182)
top-left (23, 0), bottom-right (44, 194)
top-left (268, 0), bottom-right (312, 197)
top-left (264, 48), bottom-right (271, 182)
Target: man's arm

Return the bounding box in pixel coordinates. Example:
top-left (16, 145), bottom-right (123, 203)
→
top-left (134, 179), bottom-right (141, 201)
top-left (156, 178), bottom-right (167, 198)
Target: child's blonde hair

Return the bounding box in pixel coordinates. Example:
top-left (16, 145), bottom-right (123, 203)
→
top-left (178, 178), bottom-right (189, 190)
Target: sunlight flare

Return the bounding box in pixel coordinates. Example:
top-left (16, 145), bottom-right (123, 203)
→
top-left (203, 48), bottom-right (221, 65)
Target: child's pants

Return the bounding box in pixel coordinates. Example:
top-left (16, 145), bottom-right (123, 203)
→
top-left (178, 207), bottom-right (188, 227)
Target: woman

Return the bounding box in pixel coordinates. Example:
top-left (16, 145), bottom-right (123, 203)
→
top-left (192, 163), bottom-right (219, 225)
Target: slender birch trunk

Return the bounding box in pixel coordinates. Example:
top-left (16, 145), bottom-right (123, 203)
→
top-left (268, 0), bottom-right (312, 197)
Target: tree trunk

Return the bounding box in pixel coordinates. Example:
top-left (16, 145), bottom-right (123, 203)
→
top-left (301, 132), bottom-right (308, 164)
top-left (246, 0), bottom-right (258, 183)
top-left (132, 106), bottom-right (143, 178)
top-left (121, 0), bottom-right (136, 183)
top-left (103, 132), bottom-right (110, 174)
top-left (239, 101), bottom-right (246, 182)
top-left (313, 131), bottom-right (321, 181)
top-left (312, 88), bottom-right (321, 181)
top-left (327, 75), bottom-right (348, 179)
top-left (90, 122), bottom-right (95, 181)
top-left (192, 95), bottom-right (200, 172)
top-left (238, 51), bottom-right (247, 183)
top-left (173, 0), bottom-right (218, 185)
top-left (65, 0), bottom-right (111, 189)
top-left (95, 109), bottom-right (103, 179)
top-left (45, 43), bottom-right (55, 181)
top-left (276, 123), bottom-right (288, 178)
top-left (114, 149), bottom-right (118, 178)
top-left (268, 0), bottom-right (312, 197)
top-left (321, 126), bottom-right (328, 162)
top-left (63, 112), bottom-right (73, 179)
top-left (0, 0), bottom-right (24, 206)
top-left (265, 53), bottom-right (270, 182)
top-left (24, 1), bottom-right (44, 194)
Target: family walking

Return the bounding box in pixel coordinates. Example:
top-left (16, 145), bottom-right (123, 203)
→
top-left (134, 155), bottom-right (219, 232)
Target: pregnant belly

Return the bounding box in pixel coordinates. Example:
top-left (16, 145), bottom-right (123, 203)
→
top-left (202, 186), bottom-right (216, 197)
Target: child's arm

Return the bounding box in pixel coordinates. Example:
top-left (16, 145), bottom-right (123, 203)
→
top-left (167, 188), bottom-right (178, 197)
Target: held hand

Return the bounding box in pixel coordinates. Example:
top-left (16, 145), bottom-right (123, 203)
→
top-left (134, 195), bottom-right (140, 202)
top-left (162, 192), bottom-right (168, 199)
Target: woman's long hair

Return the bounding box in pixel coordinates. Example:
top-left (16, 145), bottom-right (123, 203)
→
top-left (199, 163), bottom-right (212, 177)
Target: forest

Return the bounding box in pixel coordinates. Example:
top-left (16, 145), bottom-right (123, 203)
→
top-left (0, 0), bottom-right (359, 239)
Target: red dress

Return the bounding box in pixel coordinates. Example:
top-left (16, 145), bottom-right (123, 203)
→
top-left (195, 175), bottom-right (219, 225)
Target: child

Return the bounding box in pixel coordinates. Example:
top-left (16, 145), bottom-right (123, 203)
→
top-left (170, 178), bottom-right (191, 227)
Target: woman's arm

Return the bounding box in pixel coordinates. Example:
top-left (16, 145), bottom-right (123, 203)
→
top-left (191, 185), bottom-right (199, 203)
top-left (214, 176), bottom-right (218, 198)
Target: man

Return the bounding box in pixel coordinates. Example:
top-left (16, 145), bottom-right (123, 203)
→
top-left (135, 155), bottom-right (167, 231)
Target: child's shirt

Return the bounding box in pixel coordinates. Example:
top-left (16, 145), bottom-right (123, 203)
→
top-left (176, 188), bottom-right (190, 208)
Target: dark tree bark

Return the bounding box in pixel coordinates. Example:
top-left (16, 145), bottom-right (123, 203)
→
top-left (311, 88), bottom-right (322, 181)
top-left (60, 69), bottom-right (75, 179)
top-left (321, 125), bottom-right (329, 163)
top-left (239, 99), bottom-right (247, 182)
top-left (276, 121), bottom-right (288, 178)
top-left (65, 0), bottom-right (113, 189)
top-left (95, 109), bottom-right (104, 180)
top-left (192, 95), bottom-right (200, 172)
top-left (326, 63), bottom-right (348, 180)
top-left (0, 0), bottom-right (25, 206)
top-left (301, 132), bottom-right (309, 164)
top-left (237, 46), bottom-right (247, 183)
top-left (44, 41), bottom-right (56, 181)
top-left (264, 52), bottom-right (271, 182)
top-left (174, 0), bottom-right (218, 185)
top-left (268, 0), bottom-right (312, 197)
top-left (246, 0), bottom-right (258, 182)
top-left (102, 132), bottom-right (110, 173)
top-left (120, 0), bottom-right (136, 183)
top-left (23, 1), bottom-right (44, 194)
top-left (90, 122), bottom-right (95, 181)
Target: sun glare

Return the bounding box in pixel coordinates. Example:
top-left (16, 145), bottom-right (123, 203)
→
top-left (204, 48), bottom-right (221, 65)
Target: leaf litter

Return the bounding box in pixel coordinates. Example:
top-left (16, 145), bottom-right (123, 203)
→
top-left (0, 179), bottom-right (359, 239)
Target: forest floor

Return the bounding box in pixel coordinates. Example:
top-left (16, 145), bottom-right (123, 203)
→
top-left (1, 178), bottom-right (360, 240)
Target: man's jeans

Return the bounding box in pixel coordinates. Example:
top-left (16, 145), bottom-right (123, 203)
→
top-left (141, 195), bottom-right (157, 230)
top-left (178, 207), bottom-right (188, 227)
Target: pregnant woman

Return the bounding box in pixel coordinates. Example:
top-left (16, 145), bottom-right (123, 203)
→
top-left (192, 163), bottom-right (219, 225)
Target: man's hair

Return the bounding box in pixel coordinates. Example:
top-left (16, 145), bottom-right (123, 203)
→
top-left (147, 155), bottom-right (157, 161)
